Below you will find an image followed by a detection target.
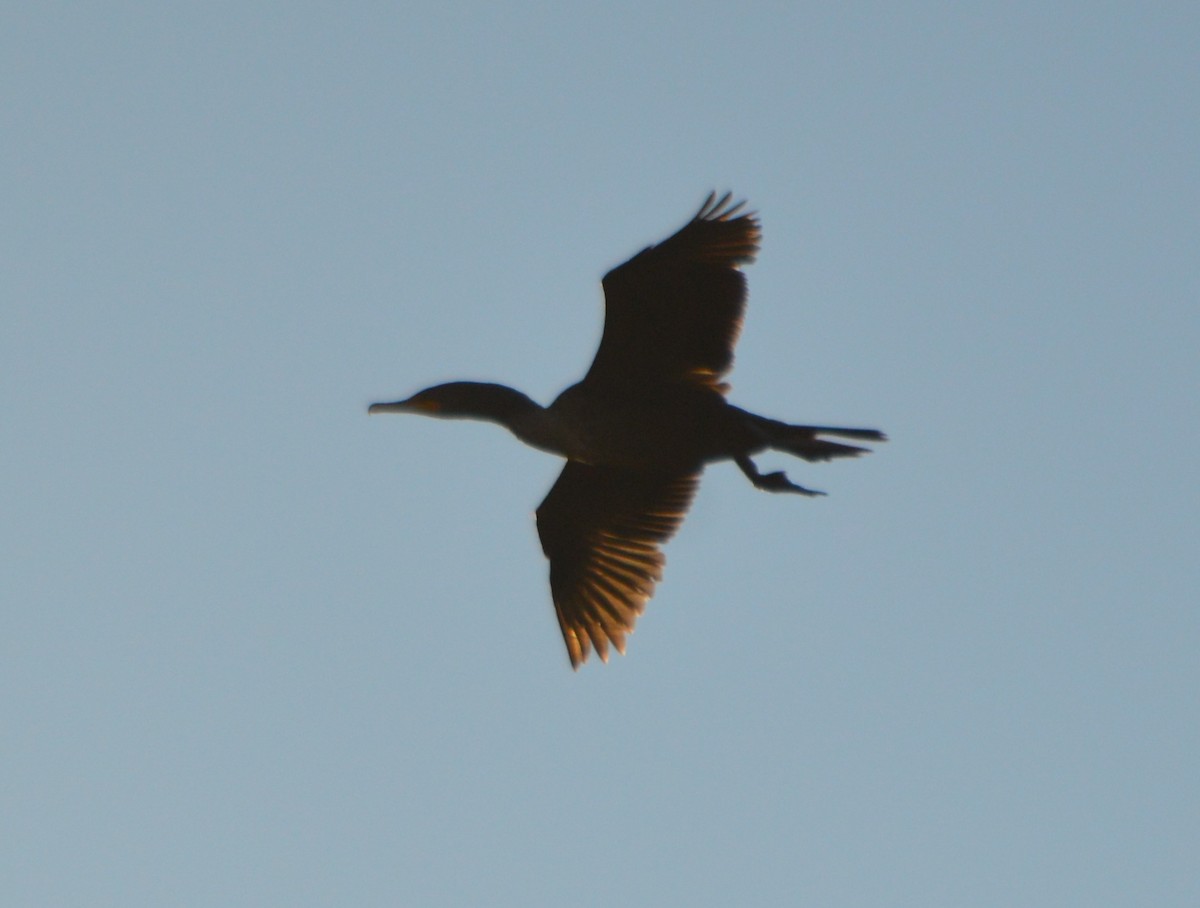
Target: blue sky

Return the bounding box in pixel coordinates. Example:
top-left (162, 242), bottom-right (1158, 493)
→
top-left (4, 3), bottom-right (1197, 906)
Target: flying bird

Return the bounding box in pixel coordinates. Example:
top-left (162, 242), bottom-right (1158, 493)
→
top-left (370, 193), bottom-right (885, 668)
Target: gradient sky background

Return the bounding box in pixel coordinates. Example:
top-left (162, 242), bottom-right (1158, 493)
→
top-left (5, 4), bottom-right (1197, 906)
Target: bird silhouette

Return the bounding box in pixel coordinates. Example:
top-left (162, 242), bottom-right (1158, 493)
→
top-left (371, 193), bottom-right (885, 668)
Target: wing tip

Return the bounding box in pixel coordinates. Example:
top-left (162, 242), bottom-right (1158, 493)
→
top-left (692, 190), bottom-right (761, 266)
top-left (561, 618), bottom-right (635, 670)
top-left (696, 189), bottom-right (754, 224)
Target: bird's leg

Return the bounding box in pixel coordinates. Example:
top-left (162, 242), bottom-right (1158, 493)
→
top-left (735, 455), bottom-right (825, 496)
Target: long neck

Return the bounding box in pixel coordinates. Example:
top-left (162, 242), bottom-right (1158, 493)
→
top-left (452, 383), bottom-right (568, 457)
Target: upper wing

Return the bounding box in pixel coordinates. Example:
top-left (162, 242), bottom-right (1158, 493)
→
top-left (535, 461), bottom-right (700, 668)
top-left (587, 192), bottom-right (761, 393)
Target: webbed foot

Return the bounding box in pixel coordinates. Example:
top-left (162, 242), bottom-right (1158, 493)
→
top-left (735, 455), bottom-right (825, 496)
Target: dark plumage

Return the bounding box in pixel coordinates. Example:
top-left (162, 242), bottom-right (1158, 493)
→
top-left (370, 193), bottom-right (885, 668)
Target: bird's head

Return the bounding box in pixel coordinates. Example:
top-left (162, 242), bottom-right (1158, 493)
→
top-left (368, 384), bottom-right (453, 417)
top-left (368, 381), bottom-right (540, 422)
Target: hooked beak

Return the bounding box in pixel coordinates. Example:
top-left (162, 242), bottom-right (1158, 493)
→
top-left (368, 400), bottom-right (409, 415)
top-left (367, 396), bottom-right (440, 415)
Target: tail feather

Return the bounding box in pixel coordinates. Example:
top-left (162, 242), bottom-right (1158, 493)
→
top-left (757, 418), bottom-right (886, 462)
top-left (802, 426), bottom-right (888, 442)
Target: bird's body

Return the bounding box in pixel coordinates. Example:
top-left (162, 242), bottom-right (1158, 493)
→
top-left (546, 381), bottom-right (752, 469)
top-left (371, 193), bottom-right (885, 668)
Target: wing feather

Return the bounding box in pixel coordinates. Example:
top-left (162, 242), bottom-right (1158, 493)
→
top-left (588, 192), bottom-right (761, 392)
top-left (535, 462), bottom-right (700, 668)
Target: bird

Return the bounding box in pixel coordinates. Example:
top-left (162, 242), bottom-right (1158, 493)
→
top-left (370, 192), bottom-right (885, 669)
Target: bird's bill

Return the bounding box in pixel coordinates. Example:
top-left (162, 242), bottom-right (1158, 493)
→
top-left (367, 396), bottom-right (439, 415)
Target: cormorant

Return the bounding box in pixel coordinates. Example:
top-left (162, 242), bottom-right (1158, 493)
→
top-left (370, 193), bottom-right (885, 668)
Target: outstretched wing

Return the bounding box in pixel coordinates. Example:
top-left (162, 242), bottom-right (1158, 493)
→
top-left (586, 192), bottom-right (761, 393)
top-left (535, 461), bottom-right (700, 668)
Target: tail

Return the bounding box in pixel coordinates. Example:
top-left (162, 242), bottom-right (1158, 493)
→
top-left (755, 417), bottom-right (887, 462)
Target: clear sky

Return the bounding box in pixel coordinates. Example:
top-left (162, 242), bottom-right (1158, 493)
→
top-left (4, 3), bottom-right (1197, 906)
